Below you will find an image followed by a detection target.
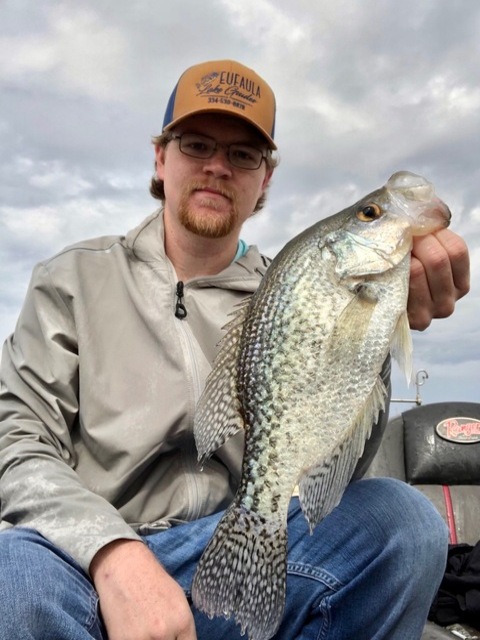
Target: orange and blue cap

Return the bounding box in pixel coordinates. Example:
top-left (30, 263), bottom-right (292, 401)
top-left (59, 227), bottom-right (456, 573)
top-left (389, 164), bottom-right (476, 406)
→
top-left (162, 60), bottom-right (277, 150)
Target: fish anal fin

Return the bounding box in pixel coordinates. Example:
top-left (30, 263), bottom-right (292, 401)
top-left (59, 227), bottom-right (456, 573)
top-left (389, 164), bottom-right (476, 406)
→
top-left (299, 375), bottom-right (387, 529)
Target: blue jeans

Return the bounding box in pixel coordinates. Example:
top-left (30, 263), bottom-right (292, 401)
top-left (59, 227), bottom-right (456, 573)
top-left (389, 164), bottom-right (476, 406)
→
top-left (0, 478), bottom-right (447, 639)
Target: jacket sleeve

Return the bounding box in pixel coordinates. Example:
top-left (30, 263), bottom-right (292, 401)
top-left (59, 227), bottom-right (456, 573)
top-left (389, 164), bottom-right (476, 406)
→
top-left (0, 263), bottom-right (141, 574)
top-left (351, 356), bottom-right (392, 480)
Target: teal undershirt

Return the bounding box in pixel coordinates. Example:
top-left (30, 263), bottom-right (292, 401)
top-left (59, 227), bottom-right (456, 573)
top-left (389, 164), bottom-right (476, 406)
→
top-left (233, 239), bottom-right (249, 262)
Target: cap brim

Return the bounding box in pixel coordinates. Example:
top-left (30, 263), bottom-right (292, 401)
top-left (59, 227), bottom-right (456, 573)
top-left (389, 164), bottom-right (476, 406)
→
top-left (163, 107), bottom-right (277, 150)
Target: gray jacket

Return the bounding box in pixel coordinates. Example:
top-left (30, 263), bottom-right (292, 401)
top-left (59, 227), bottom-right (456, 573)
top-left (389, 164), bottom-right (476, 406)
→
top-left (0, 211), bottom-right (390, 573)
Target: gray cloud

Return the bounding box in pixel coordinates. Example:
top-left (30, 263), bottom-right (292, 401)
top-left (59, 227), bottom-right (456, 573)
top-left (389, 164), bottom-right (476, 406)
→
top-left (1, 0), bottom-right (478, 405)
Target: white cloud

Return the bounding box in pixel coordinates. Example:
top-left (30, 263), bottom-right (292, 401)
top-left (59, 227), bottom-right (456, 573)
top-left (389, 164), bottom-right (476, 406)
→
top-left (0, 36), bottom-right (57, 76)
top-left (220, 0), bottom-right (309, 47)
top-left (2, 205), bottom-right (62, 240)
top-left (0, 5), bottom-right (128, 101)
top-left (28, 161), bottom-right (92, 195)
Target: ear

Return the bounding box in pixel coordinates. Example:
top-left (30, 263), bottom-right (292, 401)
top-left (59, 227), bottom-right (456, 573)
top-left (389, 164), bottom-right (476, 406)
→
top-left (261, 167), bottom-right (274, 192)
top-left (155, 144), bottom-right (167, 181)
top-left (262, 169), bottom-right (273, 191)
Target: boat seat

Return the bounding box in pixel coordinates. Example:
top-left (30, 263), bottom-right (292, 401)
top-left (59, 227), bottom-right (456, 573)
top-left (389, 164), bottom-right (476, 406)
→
top-left (365, 401), bottom-right (480, 639)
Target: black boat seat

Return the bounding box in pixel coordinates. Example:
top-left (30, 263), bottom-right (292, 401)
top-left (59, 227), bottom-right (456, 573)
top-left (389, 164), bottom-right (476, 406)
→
top-left (366, 401), bottom-right (480, 639)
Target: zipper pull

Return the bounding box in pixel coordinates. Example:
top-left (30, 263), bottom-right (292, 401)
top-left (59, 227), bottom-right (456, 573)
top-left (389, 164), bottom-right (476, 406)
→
top-left (175, 281), bottom-right (187, 319)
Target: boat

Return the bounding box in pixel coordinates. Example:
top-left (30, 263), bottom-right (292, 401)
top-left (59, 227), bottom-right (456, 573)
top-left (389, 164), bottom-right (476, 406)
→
top-left (366, 392), bottom-right (480, 639)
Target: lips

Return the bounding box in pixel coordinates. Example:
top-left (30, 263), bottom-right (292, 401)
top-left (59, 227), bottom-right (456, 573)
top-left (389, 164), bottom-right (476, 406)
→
top-left (187, 180), bottom-right (234, 202)
top-left (194, 186), bottom-right (232, 201)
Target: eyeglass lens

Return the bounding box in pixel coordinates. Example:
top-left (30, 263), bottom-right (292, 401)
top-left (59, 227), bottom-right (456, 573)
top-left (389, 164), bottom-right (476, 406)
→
top-left (177, 133), bottom-right (264, 170)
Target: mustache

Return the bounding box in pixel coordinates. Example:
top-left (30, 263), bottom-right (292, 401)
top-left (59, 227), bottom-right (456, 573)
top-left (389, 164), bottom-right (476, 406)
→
top-left (185, 180), bottom-right (237, 203)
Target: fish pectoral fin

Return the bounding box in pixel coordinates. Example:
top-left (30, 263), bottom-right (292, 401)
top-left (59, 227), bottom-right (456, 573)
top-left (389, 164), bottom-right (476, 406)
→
top-left (332, 292), bottom-right (376, 346)
top-left (390, 311), bottom-right (413, 384)
top-left (321, 294), bottom-right (375, 369)
top-left (299, 375), bottom-right (387, 530)
top-left (194, 297), bottom-right (251, 465)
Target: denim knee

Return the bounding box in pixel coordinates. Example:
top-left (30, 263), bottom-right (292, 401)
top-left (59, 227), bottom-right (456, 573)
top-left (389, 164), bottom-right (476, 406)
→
top-left (282, 479), bottom-right (449, 639)
top-left (358, 477), bottom-right (449, 582)
top-left (0, 527), bottom-right (102, 639)
top-left (370, 477), bottom-right (448, 545)
top-left (0, 529), bottom-right (47, 633)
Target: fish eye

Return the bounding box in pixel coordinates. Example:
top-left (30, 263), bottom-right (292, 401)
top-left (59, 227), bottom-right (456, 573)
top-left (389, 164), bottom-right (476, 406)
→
top-left (356, 203), bottom-right (382, 222)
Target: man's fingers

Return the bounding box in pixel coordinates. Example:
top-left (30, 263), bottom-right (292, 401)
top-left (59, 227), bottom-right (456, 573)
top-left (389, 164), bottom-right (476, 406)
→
top-left (408, 229), bottom-right (470, 331)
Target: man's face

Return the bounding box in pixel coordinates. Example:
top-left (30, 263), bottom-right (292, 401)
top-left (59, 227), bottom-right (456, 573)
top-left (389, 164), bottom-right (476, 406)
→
top-left (155, 113), bottom-right (273, 239)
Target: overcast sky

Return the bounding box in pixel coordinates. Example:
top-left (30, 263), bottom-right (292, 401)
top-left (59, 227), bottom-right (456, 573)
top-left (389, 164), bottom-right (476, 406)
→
top-left (1, 0), bottom-right (479, 412)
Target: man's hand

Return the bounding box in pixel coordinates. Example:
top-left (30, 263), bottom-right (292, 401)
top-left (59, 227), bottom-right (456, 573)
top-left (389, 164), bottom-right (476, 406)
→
top-left (90, 539), bottom-right (197, 640)
top-left (408, 228), bottom-right (470, 331)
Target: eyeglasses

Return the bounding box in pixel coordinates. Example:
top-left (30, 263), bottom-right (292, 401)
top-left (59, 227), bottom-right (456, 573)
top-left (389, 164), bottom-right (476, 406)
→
top-left (169, 133), bottom-right (268, 170)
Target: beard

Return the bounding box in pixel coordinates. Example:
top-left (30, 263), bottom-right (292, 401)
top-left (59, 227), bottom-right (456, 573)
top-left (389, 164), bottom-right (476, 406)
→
top-left (177, 180), bottom-right (239, 239)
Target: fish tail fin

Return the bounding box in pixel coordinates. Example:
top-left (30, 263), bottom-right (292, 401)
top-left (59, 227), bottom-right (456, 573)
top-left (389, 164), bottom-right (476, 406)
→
top-left (192, 505), bottom-right (287, 640)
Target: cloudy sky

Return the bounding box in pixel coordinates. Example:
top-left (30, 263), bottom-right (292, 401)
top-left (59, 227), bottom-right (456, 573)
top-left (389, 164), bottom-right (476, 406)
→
top-left (1, 0), bottom-right (479, 412)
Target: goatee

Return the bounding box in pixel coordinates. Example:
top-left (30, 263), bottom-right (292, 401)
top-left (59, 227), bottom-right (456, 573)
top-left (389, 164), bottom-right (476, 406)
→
top-left (178, 181), bottom-right (239, 238)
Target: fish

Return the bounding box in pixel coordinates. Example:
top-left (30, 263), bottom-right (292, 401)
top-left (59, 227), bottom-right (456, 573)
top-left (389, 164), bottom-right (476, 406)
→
top-left (191, 171), bottom-right (451, 640)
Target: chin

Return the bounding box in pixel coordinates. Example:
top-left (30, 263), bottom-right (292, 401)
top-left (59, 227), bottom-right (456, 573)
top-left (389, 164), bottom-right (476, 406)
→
top-left (181, 208), bottom-right (237, 239)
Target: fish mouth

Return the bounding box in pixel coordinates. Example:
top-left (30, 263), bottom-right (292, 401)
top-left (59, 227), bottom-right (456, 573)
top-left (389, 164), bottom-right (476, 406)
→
top-left (386, 171), bottom-right (451, 235)
top-left (408, 197), bottom-right (451, 235)
top-left (426, 197), bottom-right (451, 225)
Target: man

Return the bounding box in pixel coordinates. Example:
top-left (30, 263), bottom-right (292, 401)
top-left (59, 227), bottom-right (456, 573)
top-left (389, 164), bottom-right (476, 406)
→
top-left (0, 60), bottom-right (470, 639)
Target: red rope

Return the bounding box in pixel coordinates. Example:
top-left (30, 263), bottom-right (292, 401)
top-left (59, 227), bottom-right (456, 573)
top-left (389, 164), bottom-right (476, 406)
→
top-left (442, 485), bottom-right (457, 544)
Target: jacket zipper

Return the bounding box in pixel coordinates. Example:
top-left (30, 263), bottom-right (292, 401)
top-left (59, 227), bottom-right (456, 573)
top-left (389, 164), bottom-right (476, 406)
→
top-left (175, 281), bottom-right (187, 319)
top-left (171, 277), bottom-right (205, 520)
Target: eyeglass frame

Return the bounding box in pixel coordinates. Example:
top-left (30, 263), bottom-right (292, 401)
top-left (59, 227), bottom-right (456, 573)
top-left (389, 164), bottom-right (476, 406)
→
top-left (167, 132), bottom-right (271, 170)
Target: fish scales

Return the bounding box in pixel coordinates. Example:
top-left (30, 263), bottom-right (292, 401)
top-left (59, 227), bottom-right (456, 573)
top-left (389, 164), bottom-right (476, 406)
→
top-left (192, 171), bottom-right (451, 640)
top-left (238, 243), bottom-right (345, 514)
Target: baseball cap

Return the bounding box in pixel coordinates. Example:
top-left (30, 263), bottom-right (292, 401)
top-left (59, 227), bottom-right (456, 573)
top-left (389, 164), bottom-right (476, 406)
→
top-left (162, 60), bottom-right (277, 149)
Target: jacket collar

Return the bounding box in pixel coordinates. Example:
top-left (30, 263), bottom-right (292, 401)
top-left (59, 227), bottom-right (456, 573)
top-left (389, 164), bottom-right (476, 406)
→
top-left (126, 209), bottom-right (270, 291)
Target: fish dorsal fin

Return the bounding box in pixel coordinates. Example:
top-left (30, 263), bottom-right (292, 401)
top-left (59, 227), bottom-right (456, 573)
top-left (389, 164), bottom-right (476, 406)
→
top-left (298, 374), bottom-right (387, 530)
top-left (193, 297), bottom-right (251, 467)
top-left (390, 310), bottom-right (413, 384)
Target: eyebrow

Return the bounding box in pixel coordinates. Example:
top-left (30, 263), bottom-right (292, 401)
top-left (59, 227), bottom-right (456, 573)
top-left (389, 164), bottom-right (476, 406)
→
top-left (180, 130), bottom-right (267, 149)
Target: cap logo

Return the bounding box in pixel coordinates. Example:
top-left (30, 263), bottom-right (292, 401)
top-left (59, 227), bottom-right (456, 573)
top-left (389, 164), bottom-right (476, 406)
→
top-left (163, 60), bottom-right (276, 148)
top-left (435, 417), bottom-right (480, 444)
top-left (195, 69), bottom-right (261, 113)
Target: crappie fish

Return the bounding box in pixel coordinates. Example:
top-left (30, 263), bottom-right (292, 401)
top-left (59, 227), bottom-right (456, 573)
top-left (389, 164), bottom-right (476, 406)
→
top-left (192, 171), bottom-right (451, 640)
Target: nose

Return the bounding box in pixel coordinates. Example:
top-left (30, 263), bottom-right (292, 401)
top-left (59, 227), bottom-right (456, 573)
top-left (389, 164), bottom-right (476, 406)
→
top-left (202, 146), bottom-right (233, 179)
